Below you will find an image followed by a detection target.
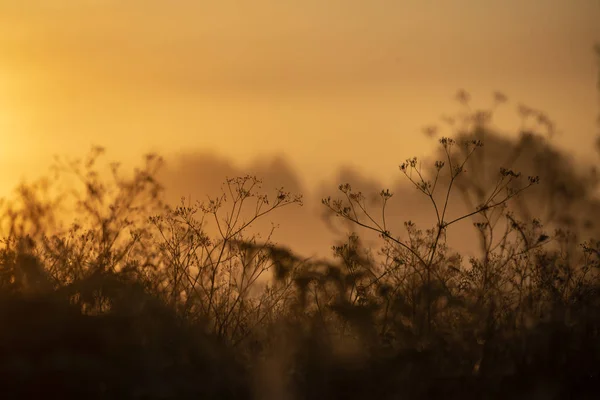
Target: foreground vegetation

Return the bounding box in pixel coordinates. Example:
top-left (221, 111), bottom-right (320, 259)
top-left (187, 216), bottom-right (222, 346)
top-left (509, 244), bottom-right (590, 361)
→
top-left (1, 95), bottom-right (599, 399)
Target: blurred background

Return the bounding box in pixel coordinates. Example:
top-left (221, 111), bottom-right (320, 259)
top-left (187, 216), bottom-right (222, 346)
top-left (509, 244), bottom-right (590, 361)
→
top-left (1, 0), bottom-right (599, 257)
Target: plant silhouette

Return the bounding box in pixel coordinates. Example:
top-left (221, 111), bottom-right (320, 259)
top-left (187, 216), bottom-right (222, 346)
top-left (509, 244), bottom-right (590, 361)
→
top-left (1, 85), bottom-right (600, 399)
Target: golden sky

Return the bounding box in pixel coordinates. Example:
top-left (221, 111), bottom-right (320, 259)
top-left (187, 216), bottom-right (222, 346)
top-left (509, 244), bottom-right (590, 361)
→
top-left (0, 0), bottom-right (599, 197)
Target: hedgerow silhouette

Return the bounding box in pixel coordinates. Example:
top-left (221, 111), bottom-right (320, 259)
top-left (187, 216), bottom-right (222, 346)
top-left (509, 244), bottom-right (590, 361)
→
top-left (1, 89), bottom-right (600, 399)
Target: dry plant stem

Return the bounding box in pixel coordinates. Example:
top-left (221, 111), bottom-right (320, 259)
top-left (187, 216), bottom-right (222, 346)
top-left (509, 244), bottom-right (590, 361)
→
top-left (323, 137), bottom-right (539, 335)
top-left (151, 176), bottom-right (301, 339)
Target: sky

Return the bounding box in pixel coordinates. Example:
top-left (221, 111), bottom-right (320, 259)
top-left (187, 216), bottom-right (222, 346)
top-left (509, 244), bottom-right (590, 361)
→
top-left (0, 0), bottom-right (599, 201)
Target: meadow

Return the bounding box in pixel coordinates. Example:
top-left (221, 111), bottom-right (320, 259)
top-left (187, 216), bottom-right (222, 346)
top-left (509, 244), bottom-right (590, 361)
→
top-left (1, 90), bottom-right (599, 399)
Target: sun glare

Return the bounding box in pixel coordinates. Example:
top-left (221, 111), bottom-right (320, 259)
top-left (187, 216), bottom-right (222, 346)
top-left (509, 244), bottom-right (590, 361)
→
top-left (0, 96), bottom-right (17, 196)
top-left (0, 109), bottom-right (13, 158)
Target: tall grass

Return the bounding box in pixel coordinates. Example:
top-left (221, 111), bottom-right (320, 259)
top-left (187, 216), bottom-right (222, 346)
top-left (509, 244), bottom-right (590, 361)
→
top-left (1, 95), bottom-right (599, 399)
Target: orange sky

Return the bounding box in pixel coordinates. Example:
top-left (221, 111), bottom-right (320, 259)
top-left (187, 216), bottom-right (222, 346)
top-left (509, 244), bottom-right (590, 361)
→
top-left (0, 0), bottom-right (599, 197)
